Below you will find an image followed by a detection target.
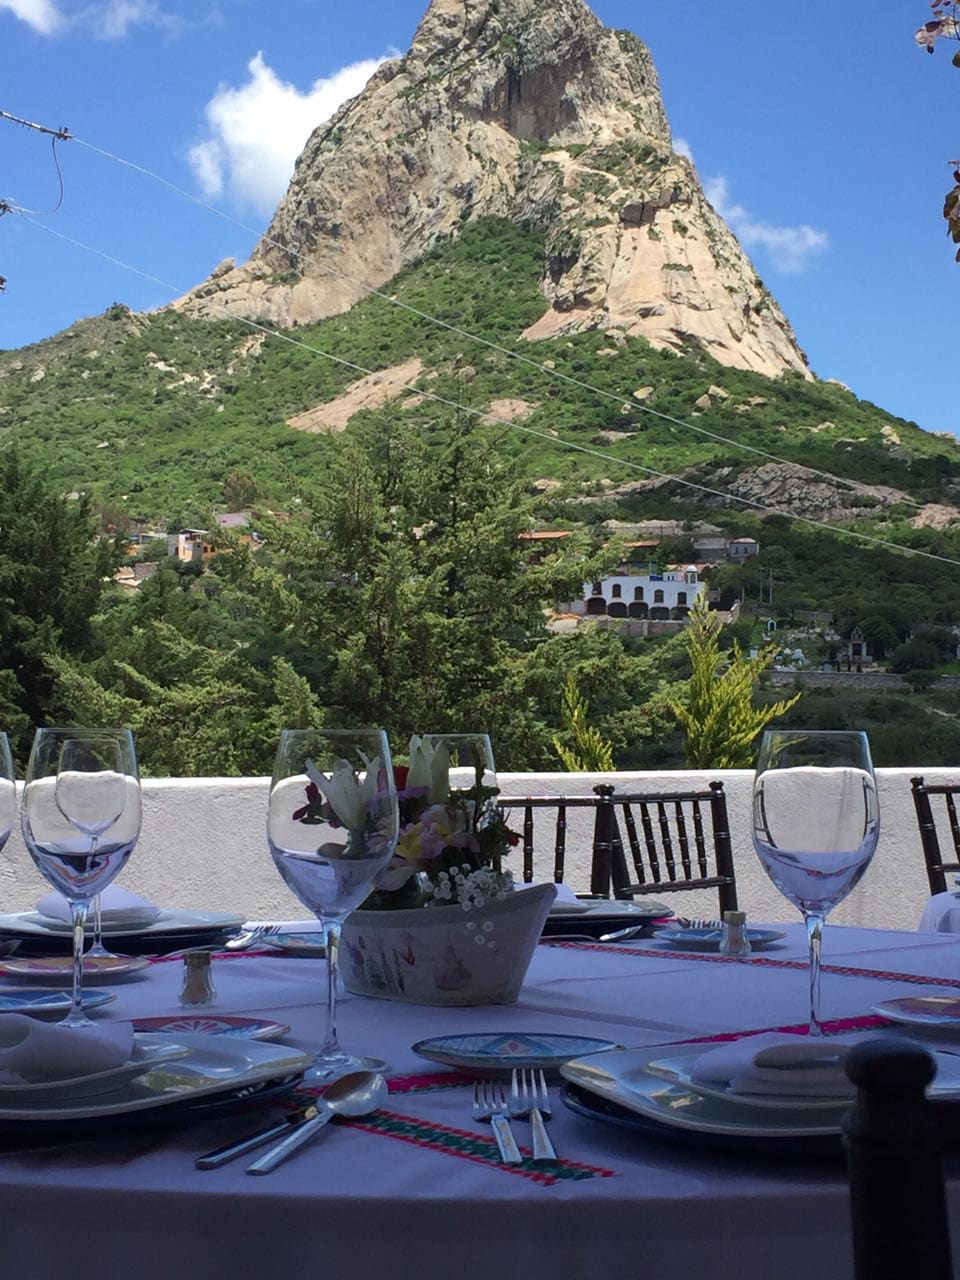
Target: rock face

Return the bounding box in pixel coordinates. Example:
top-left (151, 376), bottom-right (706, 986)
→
top-left (176, 0), bottom-right (810, 380)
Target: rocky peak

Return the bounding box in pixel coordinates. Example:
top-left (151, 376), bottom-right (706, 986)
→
top-left (176, 0), bottom-right (810, 381)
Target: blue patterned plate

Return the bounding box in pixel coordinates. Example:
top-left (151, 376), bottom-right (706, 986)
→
top-left (411, 1031), bottom-right (623, 1075)
top-left (132, 1015), bottom-right (290, 1042)
top-left (0, 990), bottom-right (117, 1017)
top-left (652, 927), bottom-right (785, 950)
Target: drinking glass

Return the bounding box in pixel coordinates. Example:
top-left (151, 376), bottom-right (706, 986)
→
top-left (21, 728), bottom-right (141, 1027)
top-left (421, 732), bottom-right (500, 860)
top-left (267, 729), bottom-right (398, 1082)
top-left (752, 729), bottom-right (879, 1036)
top-left (0, 732), bottom-right (15, 855)
top-left (86, 894), bottom-right (119, 960)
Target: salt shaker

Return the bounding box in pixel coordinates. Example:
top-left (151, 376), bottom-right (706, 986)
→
top-left (719, 910), bottom-right (752, 957)
top-left (180, 949), bottom-right (217, 1006)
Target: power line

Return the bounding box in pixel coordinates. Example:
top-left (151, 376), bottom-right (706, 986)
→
top-left (13, 209), bottom-right (960, 570)
top-left (61, 129), bottom-right (926, 511)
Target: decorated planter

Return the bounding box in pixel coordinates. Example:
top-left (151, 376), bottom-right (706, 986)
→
top-left (340, 882), bottom-right (557, 1006)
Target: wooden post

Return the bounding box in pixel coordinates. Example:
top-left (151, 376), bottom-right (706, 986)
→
top-left (843, 1039), bottom-right (952, 1280)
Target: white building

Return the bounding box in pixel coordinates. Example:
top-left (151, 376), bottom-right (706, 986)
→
top-left (567, 564), bottom-right (706, 621)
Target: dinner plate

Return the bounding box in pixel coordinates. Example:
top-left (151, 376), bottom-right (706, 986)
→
top-left (0, 1030), bottom-right (313, 1125)
top-left (559, 1080), bottom-right (843, 1158)
top-left (560, 1045), bottom-right (960, 1136)
top-left (644, 1047), bottom-right (856, 1112)
top-left (411, 1031), bottom-right (624, 1075)
top-left (548, 899), bottom-right (670, 918)
top-left (266, 931), bottom-right (327, 958)
top-left (132, 1014), bottom-right (291, 1042)
top-left (0, 1034), bottom-right (188, 1103)
top-left (872, 996), bottom-right (960, 1030)
top-left (0, 955), bottom-right (151, 983)
top-left (560, 1047), bottom-right (849, 1139)
top-left (0, 909), bottom-right (245, 948)
top-left (0, 990), bottom-right (117, 1018)
top-left (652, 926), bottom-right (786, 951)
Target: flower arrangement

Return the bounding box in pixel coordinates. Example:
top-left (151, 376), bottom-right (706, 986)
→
top-left (295, 735), bottom-right (518, 911)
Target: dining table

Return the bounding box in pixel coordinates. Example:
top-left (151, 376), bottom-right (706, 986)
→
top-left (2, 917), bottom-right (960, 1280)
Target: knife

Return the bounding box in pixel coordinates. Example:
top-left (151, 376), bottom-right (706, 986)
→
top-left (195, 1104), bottom-right (319, 1170)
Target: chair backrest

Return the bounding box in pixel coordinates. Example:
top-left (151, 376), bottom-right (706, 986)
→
top-left (844, 1039), bottom-right (953, 1280)
top-left (911, 775), bottom-right (960, 895)
top-left (498, 782), bottom-right (738, 914)
top-left (592, 782), bottom-right (739, 915)
top-left (498, 794), bottom-right (610, 888)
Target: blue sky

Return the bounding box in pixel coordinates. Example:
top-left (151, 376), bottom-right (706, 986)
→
top-left (1, 0), bottom-right (958, 437)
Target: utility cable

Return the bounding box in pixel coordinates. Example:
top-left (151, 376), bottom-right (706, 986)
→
top-left (13, 209), bottom-right (960, 569)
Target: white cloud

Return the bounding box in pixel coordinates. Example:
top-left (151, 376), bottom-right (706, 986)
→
top-left (705, 175), bottom-right (829, 274)
top-left (189, 51), bottom-right (392, 215)
top-left (673, 137), bottom-right (693, 163)
top-left (0, 0), bottom-right (63, 34)
top-left (1, 0), bottom-right (181, 37)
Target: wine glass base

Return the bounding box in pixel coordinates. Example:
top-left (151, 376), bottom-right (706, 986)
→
top-left (304, 1050), bottom-right (389, 1085)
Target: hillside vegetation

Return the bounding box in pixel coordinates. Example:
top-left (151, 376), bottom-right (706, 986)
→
top-left (4, 219), bottom-right (960, 772)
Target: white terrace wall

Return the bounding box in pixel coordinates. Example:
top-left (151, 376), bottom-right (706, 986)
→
top-left (0, 768), bottom-right (951, 931)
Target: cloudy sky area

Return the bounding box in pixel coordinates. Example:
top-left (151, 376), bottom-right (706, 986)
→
top-left (0, 0), bottom-right (955, 436)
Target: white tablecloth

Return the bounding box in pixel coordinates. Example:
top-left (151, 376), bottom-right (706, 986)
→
top-left (2, 922), bottom-right (960, 1280)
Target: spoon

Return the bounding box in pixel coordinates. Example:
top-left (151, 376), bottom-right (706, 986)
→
top-left (245, 1070), bottom-right (388, 1175)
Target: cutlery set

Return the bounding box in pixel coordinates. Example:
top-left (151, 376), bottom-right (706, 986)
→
top-left (196, 1065), bottom-right (557, 1173)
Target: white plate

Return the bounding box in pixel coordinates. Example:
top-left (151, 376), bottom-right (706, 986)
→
top-left (0, 955), bottom-right (151, 983)
top-left (560, 1044), bottom-right (960, 1139)
top-left (872, 996), bottom-right (960, 1030)
top-left (548, 899), bottom-right (670, 918)
top-left (644, 1047), bottom-right (855, 1112)
top-left (0, 909), bottom-right (244, 940)
top-left (0, 1031), bottom-right (313, 1122)
top-left (0, 1034), bottom-right (188, 1102)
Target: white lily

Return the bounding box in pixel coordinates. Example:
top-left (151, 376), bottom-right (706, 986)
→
top-left (305, 755), bottom-right (382, 831)
top-left (428, 741), bottom-right (450, 803)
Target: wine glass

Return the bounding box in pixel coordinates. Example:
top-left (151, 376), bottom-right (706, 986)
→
top-left (21, 728), bottom-right (141, 1027)
top-left (752, 729), bottom-right (879, 1037)
top-left (0, 732), bottom-right (15, 855)
top-left (267, 728), bottom-right (398, 1082)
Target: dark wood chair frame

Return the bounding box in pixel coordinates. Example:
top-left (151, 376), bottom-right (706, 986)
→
top-left (910, 775), bottom-right (960, 895)
top-left (499, 781), bottom-right (738, 915)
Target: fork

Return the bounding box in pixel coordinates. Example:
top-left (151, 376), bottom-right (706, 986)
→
top-left (510, 1068), bottom-right (557, 1162)
top-left (222, 923), bottom-right (285, 951)
top-left (472, 1080), bottom-right (522, 1165)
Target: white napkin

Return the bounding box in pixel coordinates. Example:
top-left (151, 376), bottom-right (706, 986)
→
top-left (36, 885), bottom-right (162, 928)
top-left (690, 1032), bottom-right (856, 1099)
top-left (0, 1014), bottom-right (134, 1085)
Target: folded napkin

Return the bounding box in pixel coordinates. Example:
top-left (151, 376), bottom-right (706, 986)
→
top-left (36, 885), bottom-right (162, 928)
top-left (689, 1032), bottom-right (856, 1100)
top-left (0, 1014), bottom-right (134, 1085)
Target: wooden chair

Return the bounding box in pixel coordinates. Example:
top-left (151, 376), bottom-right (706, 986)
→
top-left (499, 782), bottom-right (739, 915)
top-left (591, 782), bottom-right (739, 915)
top-left (911, 776), bottom-right (960, 895)
top-left (498, 793), bottom-right (616, 890)
top-left (844, 1039), bottom-right (953, 1280)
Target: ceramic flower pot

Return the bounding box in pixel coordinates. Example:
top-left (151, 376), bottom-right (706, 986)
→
top-left (340, 882), bottom-right (557, 1006)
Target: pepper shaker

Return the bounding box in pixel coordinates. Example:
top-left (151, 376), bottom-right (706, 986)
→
top-left (180, 949), bottom-right (217, 1006)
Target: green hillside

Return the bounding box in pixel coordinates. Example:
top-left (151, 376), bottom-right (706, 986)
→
top-left (4, 217), bottom-right (960, 774)
top-left (3, 217), bottom-right (959, 526)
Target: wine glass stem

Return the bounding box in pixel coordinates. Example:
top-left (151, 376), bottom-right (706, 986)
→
top-left (93, 893), bottom-right (103, 951)
top-left (805, 912), bottom-right (825, 1037)
top-left (66, 900), bottom-right (90, 1028)
top-left (321, 921), bottom-right (342, 1058)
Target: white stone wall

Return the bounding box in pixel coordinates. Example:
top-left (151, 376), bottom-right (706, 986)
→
top-left (0, 769), bottom-right (951, 931)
